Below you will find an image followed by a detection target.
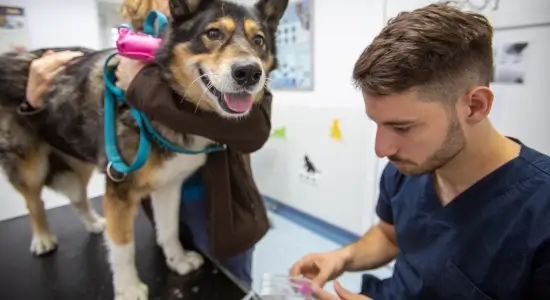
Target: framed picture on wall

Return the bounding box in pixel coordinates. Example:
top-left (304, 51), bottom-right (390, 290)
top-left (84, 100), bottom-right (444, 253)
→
top-left (268, 0), bottom-right (314, 91)
top-left (0, 5), bottom-right (30, 54)
top-left (434, 0), bottom-right (501, 13)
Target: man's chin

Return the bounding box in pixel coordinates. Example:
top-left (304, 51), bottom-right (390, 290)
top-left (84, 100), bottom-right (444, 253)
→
top-left (392, 162), bottom-right (429, 176)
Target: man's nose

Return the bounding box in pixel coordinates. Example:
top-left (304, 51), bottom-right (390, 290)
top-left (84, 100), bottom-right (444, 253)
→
top-left (374, 128), bottom-right (397, 158)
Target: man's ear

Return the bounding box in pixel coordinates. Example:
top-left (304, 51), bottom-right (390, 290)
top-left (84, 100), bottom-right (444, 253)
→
top-left (254, 0), bottom-right (289, 30)
top-left (462, 86), bottom-right (494, 124)
top-left (168, 0), bottom-right (216, 22)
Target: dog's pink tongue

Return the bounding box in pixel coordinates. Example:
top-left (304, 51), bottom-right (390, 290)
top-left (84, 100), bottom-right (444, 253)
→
top-left (223, 93), bottom-right (254, 112)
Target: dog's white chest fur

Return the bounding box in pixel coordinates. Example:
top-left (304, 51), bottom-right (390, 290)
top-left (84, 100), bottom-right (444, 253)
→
top-left (149, 136), bottom-right (212, 189)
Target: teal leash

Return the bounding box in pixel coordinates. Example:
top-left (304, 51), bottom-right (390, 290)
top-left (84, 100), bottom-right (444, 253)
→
top-left (102, 10), bottom-right (226, 181)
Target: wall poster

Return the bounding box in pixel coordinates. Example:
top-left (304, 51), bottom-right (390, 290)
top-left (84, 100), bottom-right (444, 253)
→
top-left (269, 0), bottom-right (313, 90)
top-left (491, 41), bottom-right (529, 85)
top-left (0, 5), bottom-right (30, 54)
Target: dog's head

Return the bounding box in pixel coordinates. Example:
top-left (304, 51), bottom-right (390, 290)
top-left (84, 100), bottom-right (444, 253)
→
top-left (156, 0), bottom-right (288, 119)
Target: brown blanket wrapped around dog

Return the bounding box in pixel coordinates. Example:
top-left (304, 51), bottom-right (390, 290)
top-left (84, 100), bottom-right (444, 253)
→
top-left (126, 65), bottom-right (272, 260)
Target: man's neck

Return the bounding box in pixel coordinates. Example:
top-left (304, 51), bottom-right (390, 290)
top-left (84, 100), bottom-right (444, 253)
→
top-left (434, 122), bottom-right (521, 203)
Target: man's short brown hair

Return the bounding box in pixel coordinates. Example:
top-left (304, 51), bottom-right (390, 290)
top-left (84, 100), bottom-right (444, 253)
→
top-left (352, 3), bottom-right (494, 101)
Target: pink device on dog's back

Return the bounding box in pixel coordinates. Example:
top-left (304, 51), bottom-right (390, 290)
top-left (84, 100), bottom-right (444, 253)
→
top-left (116, 27), bottom-right (162, 62)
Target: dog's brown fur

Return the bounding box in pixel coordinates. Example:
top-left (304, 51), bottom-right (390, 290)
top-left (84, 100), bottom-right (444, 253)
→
top-left (0, 0), bottom-right (288, 297)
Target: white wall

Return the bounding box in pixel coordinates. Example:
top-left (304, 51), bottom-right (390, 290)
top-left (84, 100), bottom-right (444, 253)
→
top-left (0, 0), bottom-right (106, 220)
top-left (251, 0), bottom-right (550, 236)
top-left (251, 104), bottom-right (379, 236)
top-left (251, 0), bottom-right (387, 236)
top-left (97, 1), bottom-right (125, 48)
top-left (1, 0), bottom-right (548, 232)
top-left (0, 0), bottom-right (101, 49)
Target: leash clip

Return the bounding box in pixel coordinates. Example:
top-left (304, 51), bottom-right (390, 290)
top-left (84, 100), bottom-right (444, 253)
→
top-left (106, 161), bottom-right (128, 182)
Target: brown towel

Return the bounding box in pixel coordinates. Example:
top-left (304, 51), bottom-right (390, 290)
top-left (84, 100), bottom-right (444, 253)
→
top-left (126, 65), bottom-right (271, 259)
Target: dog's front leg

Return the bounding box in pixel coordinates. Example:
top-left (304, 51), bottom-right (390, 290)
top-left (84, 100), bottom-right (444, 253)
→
top-left (151, 180), bottom-right (204, 275)
top-left (103, 186), bottom-right (147, 300)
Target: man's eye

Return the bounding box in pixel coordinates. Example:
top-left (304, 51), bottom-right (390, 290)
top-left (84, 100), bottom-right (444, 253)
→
top-left (394, 126), bottom-right (411, 133)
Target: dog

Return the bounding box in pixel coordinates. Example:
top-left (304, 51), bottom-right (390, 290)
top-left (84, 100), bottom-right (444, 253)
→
top-left (0, 0), bottom-right (288, 298)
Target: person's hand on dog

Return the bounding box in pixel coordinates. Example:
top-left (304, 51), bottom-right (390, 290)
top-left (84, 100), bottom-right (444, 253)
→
top-left (115, 56), bottom-right (146, 91)
top-left (312, 280), bottom-right (373, 300)
top-left (26, 50), bottom-right (83, 108)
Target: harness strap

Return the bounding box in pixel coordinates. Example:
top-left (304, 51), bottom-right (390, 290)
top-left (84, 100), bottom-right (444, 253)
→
top-left (103, 54), bottom-right (151, 175)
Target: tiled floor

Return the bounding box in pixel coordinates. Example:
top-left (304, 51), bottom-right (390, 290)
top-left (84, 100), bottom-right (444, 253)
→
top-left (251, 212), bottom-right (393, 295)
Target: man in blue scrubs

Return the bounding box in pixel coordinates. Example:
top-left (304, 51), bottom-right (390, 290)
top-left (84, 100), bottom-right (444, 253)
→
top-left (290, 3), bottom-right (550, 300)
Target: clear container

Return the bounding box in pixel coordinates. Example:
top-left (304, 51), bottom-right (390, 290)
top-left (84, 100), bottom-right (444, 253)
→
top-left (257, 273), bottom-right (315, 300)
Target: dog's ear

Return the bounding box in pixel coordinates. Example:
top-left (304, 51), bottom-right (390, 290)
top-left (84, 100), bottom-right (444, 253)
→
top-left (254, 0), bottom-right (289, 31)
top-left (168, 0), bottom-right (216, 22)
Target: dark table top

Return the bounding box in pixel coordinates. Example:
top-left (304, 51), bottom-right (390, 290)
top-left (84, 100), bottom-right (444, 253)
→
top-left (0, 198), bottom-right (255, 300)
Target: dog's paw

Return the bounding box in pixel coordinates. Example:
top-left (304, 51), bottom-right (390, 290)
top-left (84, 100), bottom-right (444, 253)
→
top-left (30, 233), bottom-right (58, 255)
top-left (166, 254), bottom-right (195, 275)
top-left (184, 250), bottom-right (204, 269)
top-left (165, 249), bottom-right (204, 275)
top-left (114, 282), bottom-right (148, 300)
top-left (84, 215), bottom-right (106, 234)
top-left (160, 239), bottom-right (204, 275)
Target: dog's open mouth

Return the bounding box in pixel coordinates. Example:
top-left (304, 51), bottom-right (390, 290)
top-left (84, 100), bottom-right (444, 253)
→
top-left (198, 68), bottom-right (254, 113)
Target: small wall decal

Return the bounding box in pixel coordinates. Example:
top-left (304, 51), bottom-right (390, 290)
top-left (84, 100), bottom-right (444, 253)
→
top-left (299, 154), bottom-right (321, 185)
top-left (271, 126), bottom-right (287, 139)
top-left (330, 119), bottom-right (342, 141)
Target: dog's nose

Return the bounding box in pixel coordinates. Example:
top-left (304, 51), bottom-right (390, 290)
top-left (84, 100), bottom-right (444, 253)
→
top-left (231, 62), bottom-right (262, 87)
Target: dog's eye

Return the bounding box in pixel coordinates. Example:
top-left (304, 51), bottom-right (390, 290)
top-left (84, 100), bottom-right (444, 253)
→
top-left (206, 28), bottom-right (222, 40)
top-left (252, 35), bottom-right (265, 47)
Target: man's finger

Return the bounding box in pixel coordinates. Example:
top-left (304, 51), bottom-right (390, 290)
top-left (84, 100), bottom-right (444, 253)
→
top-left (51, 51), bottom-right (84, 66)
top-left (334, 280), bottom-right (370, 300)
top-left (41, 51), bottom-right (83, 72)
top-left (42, 50), bottom-right (55, 57)
top-left (311, 268), bottom-right (331, 287)
top-left (44, 65), bottom-right (66, 82)
top-left (311, 285), bottom-right (340, 300)
top-left (118, 56), bottom-right (130, 64)
top-left (289, 261), bottom-right (305, 277)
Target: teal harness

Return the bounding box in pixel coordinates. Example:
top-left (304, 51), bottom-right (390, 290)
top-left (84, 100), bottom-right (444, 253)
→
top-left (102, 10), bottom-right (226, 181)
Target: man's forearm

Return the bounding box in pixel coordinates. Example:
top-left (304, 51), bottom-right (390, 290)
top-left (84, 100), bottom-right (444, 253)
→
top-left (339, 222), bottom-right (399, 272)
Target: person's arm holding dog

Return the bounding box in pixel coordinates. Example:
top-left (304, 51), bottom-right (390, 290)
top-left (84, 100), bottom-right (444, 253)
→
top-left (19, 50), bottom-right (87, 160)
top-left (20, 50), bottom-right (83, 113)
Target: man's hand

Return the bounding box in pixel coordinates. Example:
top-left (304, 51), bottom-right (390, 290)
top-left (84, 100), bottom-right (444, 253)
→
top-left (289, 249), bottom-right (350, 288)
top-left (26, 50), bottom-right (83, 108)
top-left (312, 280), bottom-right (373, 300)
top-left (115, 56), bottom-right (146, 91)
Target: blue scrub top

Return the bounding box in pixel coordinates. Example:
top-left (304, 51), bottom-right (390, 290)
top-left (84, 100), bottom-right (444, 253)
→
top-left (362, 139), bottom-right (550, 300)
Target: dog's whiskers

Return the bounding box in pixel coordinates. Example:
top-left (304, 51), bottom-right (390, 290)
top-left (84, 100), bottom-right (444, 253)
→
top-left (263, 76), bottom-right (273, 89)
top-left (181, 73), bottom-right (211, 103)
top-left (195, 85), bottom-right (210, 113)
top-left (194, 72), bottom-right (217, 113)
